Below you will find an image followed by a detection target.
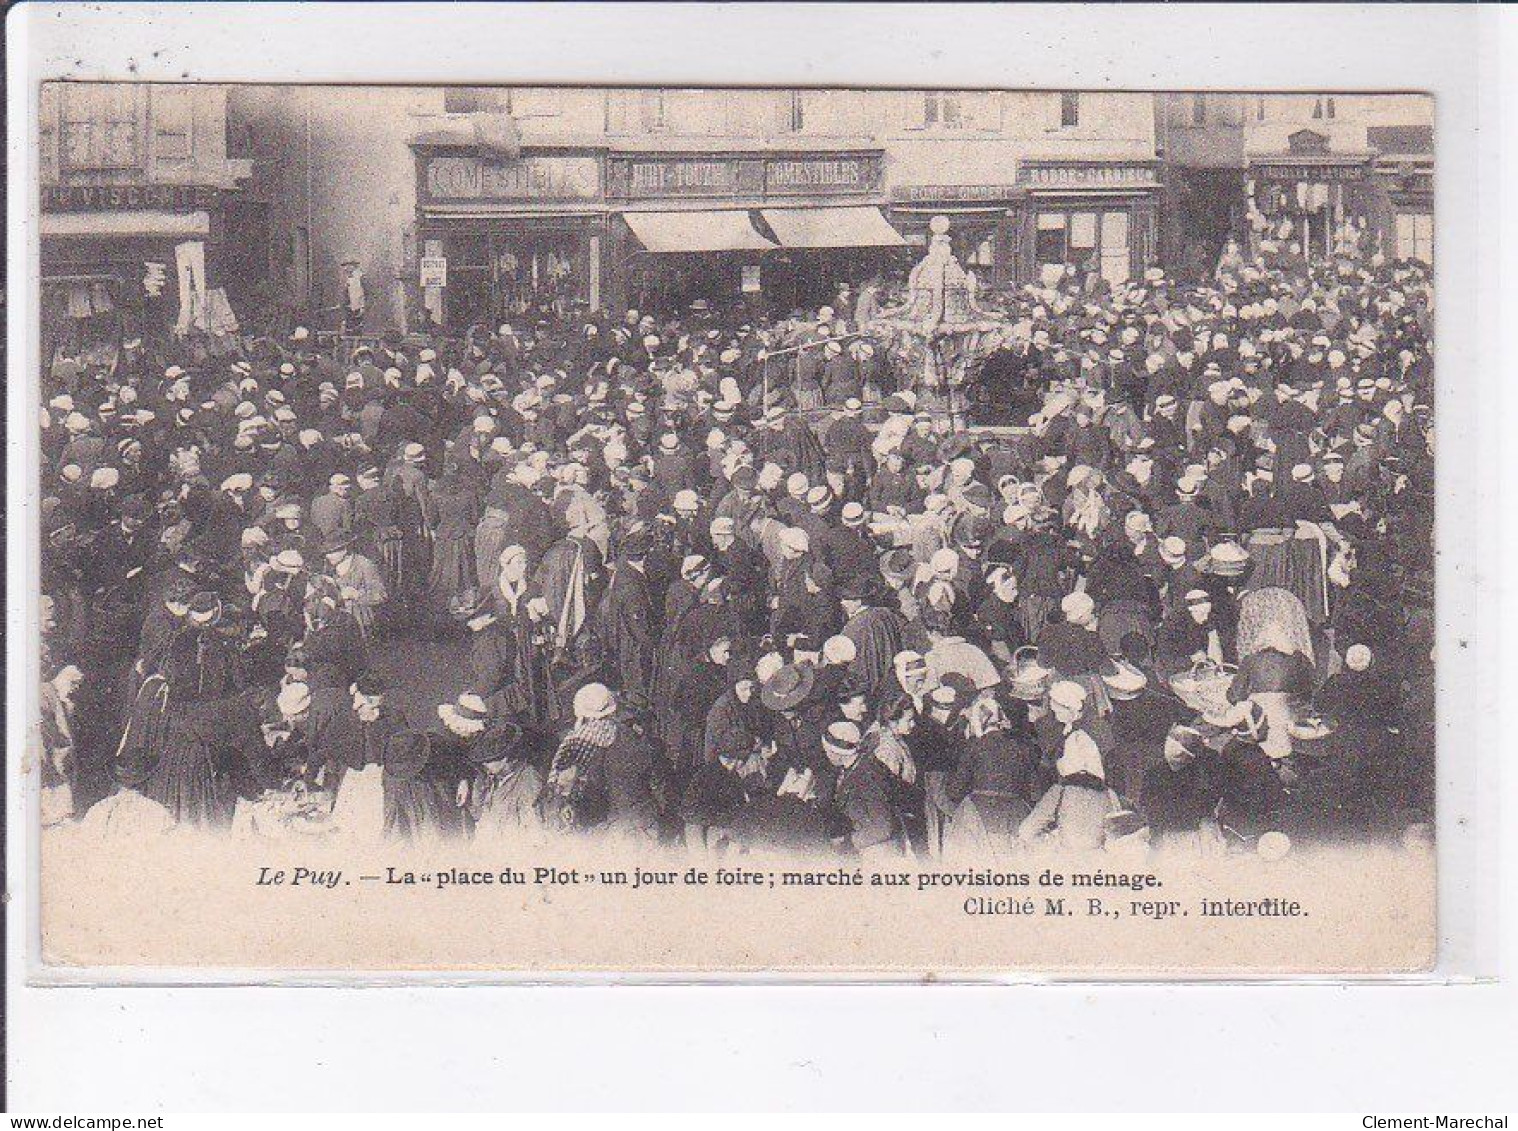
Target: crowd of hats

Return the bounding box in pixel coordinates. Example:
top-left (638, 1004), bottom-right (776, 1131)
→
top-left (36, 246), bottom-right (1437, 852)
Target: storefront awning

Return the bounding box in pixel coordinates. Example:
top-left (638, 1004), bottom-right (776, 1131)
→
top-left (624, 210), bottom-right (775, 254)
top-left (760, 206), bottom-right (906, 249)
top-left (41, 210), bottom-right (211, 239)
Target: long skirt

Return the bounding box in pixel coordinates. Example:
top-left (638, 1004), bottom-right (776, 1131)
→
top-left (138, 706), bottom-right (233, 828)
top-left (383, 778), bottom-right (455, 841)
top-left (1244, 528), bottom-right (1329, 624)
top-left (1098, 599), bottom-right (1154, 659)
top-left (942, 792), bottom-right (1031, 862)
top-left (428, 532), bottom-right (477, 614)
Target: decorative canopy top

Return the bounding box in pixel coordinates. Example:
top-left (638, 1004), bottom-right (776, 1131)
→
top-left (869, 215), bottom-right (1004, 337)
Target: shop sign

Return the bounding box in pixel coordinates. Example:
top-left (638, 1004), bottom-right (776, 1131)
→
top-left (1018, 163), bottom-right (1157, 190)
top-left (423, 155), bottom-right (601, 202)
top-left (419, 256), bottom-right (448, 288)
top-left (893, 184), bottom-right (1020, 203)
top-left (609, 154), bottom-right (880, 199)
top-left (628, 160), bottom-right (737, 195)
top-left (765, 156), bottom-right (877, 194)
top-left (1252, 162), bottom-right (1368, 183)
top-left (41, 183), bottom-right (220, 212)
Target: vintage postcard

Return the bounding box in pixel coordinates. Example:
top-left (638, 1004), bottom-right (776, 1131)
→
top-left (29, 82), bottom-right (1437, 975)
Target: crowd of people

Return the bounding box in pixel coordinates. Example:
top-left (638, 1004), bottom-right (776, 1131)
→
top-left (38, 239), bottom-right (1435, 862)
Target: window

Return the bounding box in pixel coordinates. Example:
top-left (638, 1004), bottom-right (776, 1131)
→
top-left (787, 90), bottom-right (805, 133)
top-left (1191, 93), bottom-right (1207, 126)
top-left (1034, 208), bottom-right (1131, 284)
top-left (61, 84), bottom-right (140, 170)
top-left (640, 89), bottom-right (668, 131)
top-left (151, 86), bottom-right (194, 161)
top-left (1325, 96), bottom-right (1337, 119)
top-left (967, 234), bottom-right (996, 269)
top-left (443, 87), bottom-right (508, 114)
top-left (1035, 213), bottom-right (1068, 264)
top-left (1312, 95), bottom-right (1337, 120)
top-left (924, 91), bottom-right (963, 129)
top-left (1257, 96), bottom-right (1267, 121)
top-left (1396, 213), bottom-right (1433, 264)
top-left (1060, 91), bottom-right (1080, 128)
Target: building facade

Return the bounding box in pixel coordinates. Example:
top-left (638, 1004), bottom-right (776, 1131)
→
top-left (38, 82), bottom-right (252, 359)
top-left (882, 90), bottom-right (1160, 291)
top-left (1155, 92), bottom-right (1434, 279)
top-left (223, 85), bottom-right (1164, 335)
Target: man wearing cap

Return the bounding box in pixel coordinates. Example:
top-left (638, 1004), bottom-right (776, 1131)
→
top-left (814, 500), bottom-right (876, 593)
top-left (822, 396), bottom-right (874, 502)
top-left (770, 526), bottom-right (840, 643)
top-left (382, 441), bottom-right (437, 616)
top-left (320, 533), bottom-right (389, 640)
top-left (753, 401), bottom-right (828, 489)
top-left (709, 514), bottom-right (769, 634)
top-left (310, 473), bottom-right (355, 543)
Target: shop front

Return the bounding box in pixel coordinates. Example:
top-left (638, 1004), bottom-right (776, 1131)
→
top-left (413, 147), bottom-right (608, 329)
top-left (888, 183), bottom-right (1019, 287)
top-left (1245, 130), bottom-right (1376, 263)
top-left (1003, 160), bottom-right (1161, 289)
top-left (1383, 165), bottom-right (1433, 265)
top-left (40, 182), bottom-right (230, 364)
top-left (1367, 126), bottom-right (1434, 266)
top-left (604, 150), bottom-right (907, 316)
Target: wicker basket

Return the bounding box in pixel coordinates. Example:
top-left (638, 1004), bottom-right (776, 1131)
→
top-left (1169, 658), bottom-right (1237, 717)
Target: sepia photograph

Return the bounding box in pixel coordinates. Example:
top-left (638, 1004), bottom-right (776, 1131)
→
top-left (27, 78), bottom-right (1442, 974)
top-left (10, 0), bottom-right (1518, 1117)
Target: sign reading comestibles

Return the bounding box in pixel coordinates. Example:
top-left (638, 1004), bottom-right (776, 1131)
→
top-left (422, 155), bottom-right (602, 202)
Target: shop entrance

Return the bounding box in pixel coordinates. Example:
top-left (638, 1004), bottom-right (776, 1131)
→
top-left (1034, 206), bottom-right (1135, 290)
top-left (430, 222), bottom-right (593, 330)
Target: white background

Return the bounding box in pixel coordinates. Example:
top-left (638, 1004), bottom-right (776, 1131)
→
top-left (7, 2), bottom-right (1514, 1112)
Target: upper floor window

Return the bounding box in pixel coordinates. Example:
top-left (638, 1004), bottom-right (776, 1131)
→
top-left (787, 90), bottom-right (806, 133)
top-left (1257, 96), bottom-right (1267, 121)
top-left (640, 89), bottom-right (669, 131)
top-left (151, 85), bottom-right (194, 162)
top-left (1191, 93), bottom-right (1207, 126)
top-left (1312, 95), bottom-right (1337, 120)
top-left (1060, 91), bottom-right (1080, 128)
top-left (443, 87), bottom-right (509, 115)
top-left (924, 91), bottom-right (963, 129)
top-left (61, 84), bottom-right (140, 171)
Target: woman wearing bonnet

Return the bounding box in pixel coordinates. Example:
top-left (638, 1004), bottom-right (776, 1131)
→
top-left (1018, 705), bottom-right (1124, 853)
